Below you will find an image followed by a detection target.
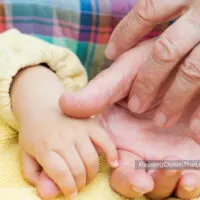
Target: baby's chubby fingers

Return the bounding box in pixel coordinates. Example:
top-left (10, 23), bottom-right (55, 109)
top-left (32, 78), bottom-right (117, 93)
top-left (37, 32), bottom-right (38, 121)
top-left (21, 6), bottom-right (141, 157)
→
top-left (76, 138), bottom-right (99, 182)
top-left (21, 151), bottom-right (41, 185)
top-left (36, 171), bottom-right (61, 199)
top-left (40, 150), bottom-right (77, 199)
top-left (90, 126), bottom-right (119, 168)
top-left (62, 145), bottom-right (87, 191)
top-left (22, 151), bottom-right (62, 199)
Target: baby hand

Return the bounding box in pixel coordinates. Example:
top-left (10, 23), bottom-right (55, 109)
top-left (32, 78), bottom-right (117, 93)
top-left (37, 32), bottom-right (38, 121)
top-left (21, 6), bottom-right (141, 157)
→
top-left (19, 107), bottom-right (118, 199)
top-left (11, 66), bottom-right (118, 199)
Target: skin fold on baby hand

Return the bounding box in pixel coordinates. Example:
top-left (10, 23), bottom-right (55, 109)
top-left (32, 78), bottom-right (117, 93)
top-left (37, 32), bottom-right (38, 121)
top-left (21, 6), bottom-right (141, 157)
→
top-left (11, 66), bottom-right (118, 199)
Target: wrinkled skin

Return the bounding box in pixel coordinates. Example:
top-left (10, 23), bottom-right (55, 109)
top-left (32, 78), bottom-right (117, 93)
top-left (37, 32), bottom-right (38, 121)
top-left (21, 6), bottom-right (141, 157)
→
top-left (104, 100), bottom-right (200, 161)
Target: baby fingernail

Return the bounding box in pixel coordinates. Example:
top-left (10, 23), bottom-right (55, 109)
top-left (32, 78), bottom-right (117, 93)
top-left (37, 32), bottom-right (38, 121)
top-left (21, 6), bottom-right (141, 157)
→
top-left (70, 192), bottom-right (77, 200)
top-left (191, 118), bottom-right (200, 133)
top-left (105, 42), bottom-right (116, 60)
top-left (129, 94), bottom-right (141, 113)
top-left (90, 115), bottom-right (96, 119)
top-left (154, 112), bottom-right (167, 127)
top-left (112, 160), bottom-right (119, 168)
top-left (132, 186), bottom-right (146, 194)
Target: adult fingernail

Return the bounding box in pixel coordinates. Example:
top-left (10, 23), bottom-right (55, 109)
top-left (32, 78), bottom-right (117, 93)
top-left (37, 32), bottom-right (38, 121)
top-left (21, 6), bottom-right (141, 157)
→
top-left (156, 40), bottom-right (170, 61)
top-left (129, 94), bottom-right (141, 113)
top-left (105, 42), bottom-right (116, 60)
top-left (184, 186), bottom-right (195, 192)
top-left (154, 112), bottom-right (168, 127)
top-left (190, 118), bottom-right (200, 133)
top-left (132, 186), bottom-right (147, 194)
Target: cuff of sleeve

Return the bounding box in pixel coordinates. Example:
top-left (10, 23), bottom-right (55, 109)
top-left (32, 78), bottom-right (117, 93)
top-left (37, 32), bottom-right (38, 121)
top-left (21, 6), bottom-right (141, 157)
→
top-left (0, 29), bottom-right (88, 130)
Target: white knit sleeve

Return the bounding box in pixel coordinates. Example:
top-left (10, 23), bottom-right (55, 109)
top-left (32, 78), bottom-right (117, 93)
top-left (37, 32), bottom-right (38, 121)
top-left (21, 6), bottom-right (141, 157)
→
top-left (0, 29), bottom-right (88, 130)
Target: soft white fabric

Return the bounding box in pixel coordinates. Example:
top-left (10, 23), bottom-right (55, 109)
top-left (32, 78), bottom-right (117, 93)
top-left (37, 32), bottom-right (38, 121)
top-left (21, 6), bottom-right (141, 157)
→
top-left (0, 29), bottom-right (88, 130)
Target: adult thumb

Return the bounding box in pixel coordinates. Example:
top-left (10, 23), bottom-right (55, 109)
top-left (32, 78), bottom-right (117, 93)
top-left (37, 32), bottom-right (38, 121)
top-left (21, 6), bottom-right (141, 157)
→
top-left (59, 40), bottom-right (154, 118)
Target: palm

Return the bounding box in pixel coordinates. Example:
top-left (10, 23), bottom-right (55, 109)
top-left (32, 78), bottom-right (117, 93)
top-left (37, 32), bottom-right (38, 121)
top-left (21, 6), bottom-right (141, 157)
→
top-left (102, 97), bottom-right (200, 161)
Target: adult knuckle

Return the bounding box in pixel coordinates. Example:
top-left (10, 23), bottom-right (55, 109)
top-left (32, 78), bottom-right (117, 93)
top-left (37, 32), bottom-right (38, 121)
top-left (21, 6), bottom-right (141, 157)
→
top-left (153, 37), bottom-right (181, 62)
top-left (134, 0), bottom-right (156, 26)
top-left (112, 0), bottom-right (155, 47)
top-left (116, 18), bottom-right (131, 38)
top-left (180, 58), bottom-right (200, 83)
top-left (111, 13), bottom-right (133, 45)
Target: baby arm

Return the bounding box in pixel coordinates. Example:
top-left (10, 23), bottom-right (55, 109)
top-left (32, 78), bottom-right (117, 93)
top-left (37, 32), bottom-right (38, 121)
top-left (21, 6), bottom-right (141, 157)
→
top-left (11, 66), bottom-right (118, 199)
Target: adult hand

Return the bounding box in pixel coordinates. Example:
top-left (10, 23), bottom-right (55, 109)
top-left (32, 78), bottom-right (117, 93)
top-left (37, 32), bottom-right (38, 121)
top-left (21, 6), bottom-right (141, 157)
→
top-left (59, 40), bottom-right (155, 118)
top-left (105, 0), bottom-right (200, 130)
top-left (59, 39), bottom-right (200, 200)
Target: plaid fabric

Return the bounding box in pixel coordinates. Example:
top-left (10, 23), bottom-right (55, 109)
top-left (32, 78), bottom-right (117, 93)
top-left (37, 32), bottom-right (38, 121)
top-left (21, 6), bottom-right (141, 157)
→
top-left (0, 0), bottom-right (169, 79)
